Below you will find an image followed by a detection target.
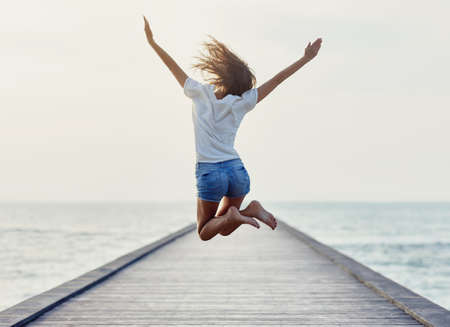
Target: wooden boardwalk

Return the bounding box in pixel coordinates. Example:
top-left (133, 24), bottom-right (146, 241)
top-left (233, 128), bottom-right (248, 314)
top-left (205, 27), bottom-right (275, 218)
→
top-left (2, 220), bottom-right (449, 326)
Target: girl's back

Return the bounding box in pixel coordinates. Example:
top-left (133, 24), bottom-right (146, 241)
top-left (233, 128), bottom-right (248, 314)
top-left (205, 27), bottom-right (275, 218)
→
top-left (184, 77), bottom-right (258, 163)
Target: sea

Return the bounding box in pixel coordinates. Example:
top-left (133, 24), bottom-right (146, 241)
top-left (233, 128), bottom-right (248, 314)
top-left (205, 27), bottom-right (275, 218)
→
top-left (1, 201), bottom-right (449, 311)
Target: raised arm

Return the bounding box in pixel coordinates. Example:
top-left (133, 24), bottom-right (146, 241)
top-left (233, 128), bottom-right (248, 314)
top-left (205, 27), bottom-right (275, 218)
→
top-left (256, 38), bottom-right (322, 103)
top-left (143, 16), bottom-right (188, 88)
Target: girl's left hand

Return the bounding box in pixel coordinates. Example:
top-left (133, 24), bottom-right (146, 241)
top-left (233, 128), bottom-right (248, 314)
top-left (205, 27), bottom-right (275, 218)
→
top-left (304, 38), bottom-right (322, 61)
top-left (143, 16), bottom-right (154, 43)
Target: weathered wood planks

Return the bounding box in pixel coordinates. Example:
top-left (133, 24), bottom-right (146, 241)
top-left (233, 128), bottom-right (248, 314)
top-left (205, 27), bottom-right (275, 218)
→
top-left (2, 219), bottom-right (448, 326)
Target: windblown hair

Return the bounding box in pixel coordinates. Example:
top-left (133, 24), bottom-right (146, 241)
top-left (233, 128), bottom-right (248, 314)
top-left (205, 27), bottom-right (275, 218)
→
top-left (192, 35), bottom-right (256, 97)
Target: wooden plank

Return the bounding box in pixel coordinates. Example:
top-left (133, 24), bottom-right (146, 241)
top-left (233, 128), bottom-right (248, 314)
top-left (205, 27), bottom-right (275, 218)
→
top-left (18, 221), bottom-right (424, 326)
top-left (280, 220), bottom-right (450, 327)
top-left (0, 224), bottom-right (195, 327)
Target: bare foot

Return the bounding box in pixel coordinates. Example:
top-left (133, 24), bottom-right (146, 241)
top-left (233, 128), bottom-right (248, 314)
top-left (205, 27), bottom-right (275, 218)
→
top-left (244, 200), bottom-right (277, 230)
top-left (225, 206), bottom-right (260, 229)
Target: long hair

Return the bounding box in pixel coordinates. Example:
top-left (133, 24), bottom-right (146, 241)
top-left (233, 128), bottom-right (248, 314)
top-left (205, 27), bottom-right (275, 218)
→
top-left (191, 35), bottom-right (256, 97)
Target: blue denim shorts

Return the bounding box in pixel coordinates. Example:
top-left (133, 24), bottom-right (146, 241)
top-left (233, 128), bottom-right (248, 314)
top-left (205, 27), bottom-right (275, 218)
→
top-left (195, 158), bottom-right (250, 203)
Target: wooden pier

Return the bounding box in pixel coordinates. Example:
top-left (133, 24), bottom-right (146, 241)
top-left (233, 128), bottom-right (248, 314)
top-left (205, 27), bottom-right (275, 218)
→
top-left (1, 220), bottom-right (450, 326)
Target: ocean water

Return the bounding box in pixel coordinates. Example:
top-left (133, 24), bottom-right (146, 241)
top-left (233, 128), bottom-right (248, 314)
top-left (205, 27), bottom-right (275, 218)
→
top-left (0, 201), bottom-right (449, 312)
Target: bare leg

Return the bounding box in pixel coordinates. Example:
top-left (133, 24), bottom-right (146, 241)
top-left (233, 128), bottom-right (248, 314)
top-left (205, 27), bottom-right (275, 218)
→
top-left (218, 198), bottom-right (277, 236)
top-left (196, 198), bottom-right (260, 241)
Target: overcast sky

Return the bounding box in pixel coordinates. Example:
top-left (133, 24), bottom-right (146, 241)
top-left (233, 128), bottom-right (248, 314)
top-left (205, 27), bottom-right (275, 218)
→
top-left (1, 0), bottom-right (449, 202)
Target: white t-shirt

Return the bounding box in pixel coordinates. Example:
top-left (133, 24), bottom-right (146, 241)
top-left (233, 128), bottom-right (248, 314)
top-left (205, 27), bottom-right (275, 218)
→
top-left (184, 77), bottom-right (258, 163)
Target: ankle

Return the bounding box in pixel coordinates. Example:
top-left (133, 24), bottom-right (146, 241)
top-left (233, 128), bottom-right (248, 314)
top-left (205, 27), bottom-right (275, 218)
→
top-left (224, 206), bottom-right (235, 221)
top-left (241, 201), bottom-right (256, 216)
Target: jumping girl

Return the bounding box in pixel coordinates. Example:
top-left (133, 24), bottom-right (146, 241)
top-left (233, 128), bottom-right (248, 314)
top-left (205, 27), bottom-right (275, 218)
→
top-left (143, 16), bottom-right (322, 241)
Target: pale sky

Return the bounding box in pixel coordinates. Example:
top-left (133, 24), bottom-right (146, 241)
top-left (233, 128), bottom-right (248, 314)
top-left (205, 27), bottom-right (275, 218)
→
top-left (1, 0), bottom-right (449, 202)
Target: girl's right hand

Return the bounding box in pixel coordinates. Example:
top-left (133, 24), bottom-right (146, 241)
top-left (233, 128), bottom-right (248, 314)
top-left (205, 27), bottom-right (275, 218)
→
top-left (304, 38), bottom-right (322, 61)
top-left (143, 16), bottom-right (154, 44)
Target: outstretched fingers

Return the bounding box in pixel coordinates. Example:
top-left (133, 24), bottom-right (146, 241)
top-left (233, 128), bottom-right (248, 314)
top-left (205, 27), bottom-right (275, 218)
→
top-left (304, 37), bottom-right (322, 60)
top-left (313, 38), bottom-right (322, 50)
top-left (143, 15), bottom-right (153, 41)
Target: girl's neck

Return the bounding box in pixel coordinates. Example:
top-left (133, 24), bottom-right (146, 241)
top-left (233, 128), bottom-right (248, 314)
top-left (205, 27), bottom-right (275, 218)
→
top-left (214, 86), bottom-right (227, 100)
top-left (214, 91), bottom-right (224, 100)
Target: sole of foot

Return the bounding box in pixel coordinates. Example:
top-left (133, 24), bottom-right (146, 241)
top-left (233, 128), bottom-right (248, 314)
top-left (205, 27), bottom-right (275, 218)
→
top-left (227, 206), bottom-right (260, 229)
top-left (247, 200), bottom-right (277, 230)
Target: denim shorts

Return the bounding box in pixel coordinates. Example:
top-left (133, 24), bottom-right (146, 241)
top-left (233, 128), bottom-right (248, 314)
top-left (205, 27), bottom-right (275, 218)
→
top-left (195, 158), bottom-right (250, 203)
